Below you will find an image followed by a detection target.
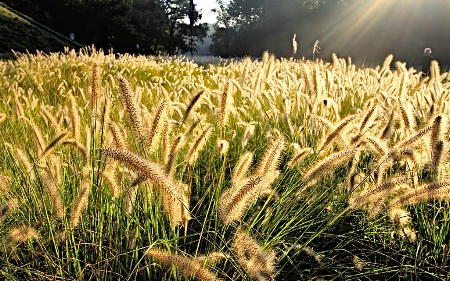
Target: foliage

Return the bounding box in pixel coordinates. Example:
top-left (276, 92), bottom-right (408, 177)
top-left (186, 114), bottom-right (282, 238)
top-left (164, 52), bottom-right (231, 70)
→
top-left (1, 0), bottom-right (208, 55)
top-left (209, 0), bottom-right (450, 66)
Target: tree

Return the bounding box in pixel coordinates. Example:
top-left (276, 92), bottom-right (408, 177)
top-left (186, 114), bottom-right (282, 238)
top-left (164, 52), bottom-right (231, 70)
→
top-left (130, 0), bottom-right (168, 54)
top-left (160, 0), bottom-right (208, 55)
top-left (209, 0), bottom-right (353, 57)
top-left (209, 0), bottom-right (264, 57)
top-left (3, 0), bottom-right (208, 55)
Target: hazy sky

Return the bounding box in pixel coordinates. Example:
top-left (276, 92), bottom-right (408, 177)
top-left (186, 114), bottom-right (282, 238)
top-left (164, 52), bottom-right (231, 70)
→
top-left (195, 0), bottom-right (220, 23)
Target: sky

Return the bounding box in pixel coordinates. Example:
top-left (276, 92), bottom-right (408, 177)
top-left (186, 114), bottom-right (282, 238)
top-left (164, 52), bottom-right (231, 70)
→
top-left (194, 0), bottom-right (220, 24)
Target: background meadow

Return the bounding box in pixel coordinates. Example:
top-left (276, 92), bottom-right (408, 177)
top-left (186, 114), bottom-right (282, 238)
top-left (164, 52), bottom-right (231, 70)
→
top-left (1, 48), bottom-right (450, 280)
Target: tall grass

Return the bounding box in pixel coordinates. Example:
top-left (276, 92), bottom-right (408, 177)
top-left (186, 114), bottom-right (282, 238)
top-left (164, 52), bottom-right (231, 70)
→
top-left (0, 46), bottom-right (450, 280)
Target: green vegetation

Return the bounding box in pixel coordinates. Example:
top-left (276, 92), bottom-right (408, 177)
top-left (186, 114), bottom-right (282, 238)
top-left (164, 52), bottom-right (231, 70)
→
top-left (0, 48), bottom-right (450, 280)
top-left (2, 0), bottom-right (207, 55)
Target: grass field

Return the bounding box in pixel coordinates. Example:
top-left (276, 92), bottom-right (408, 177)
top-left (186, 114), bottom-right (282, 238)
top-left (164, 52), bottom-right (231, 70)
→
top-left (1, 47), bottom-right (450, 280)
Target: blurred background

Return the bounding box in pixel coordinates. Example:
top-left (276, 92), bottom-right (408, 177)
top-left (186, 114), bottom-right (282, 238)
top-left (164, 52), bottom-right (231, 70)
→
top-left (1, 0), bottom-right (449, 67)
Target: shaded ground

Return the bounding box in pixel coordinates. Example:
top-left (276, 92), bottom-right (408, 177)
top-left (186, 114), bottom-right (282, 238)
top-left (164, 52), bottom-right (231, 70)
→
top-left (0, 2), bottom-right (81, 58)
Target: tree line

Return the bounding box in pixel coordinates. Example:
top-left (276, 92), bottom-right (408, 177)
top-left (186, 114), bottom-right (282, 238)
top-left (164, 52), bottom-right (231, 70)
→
top-left (3, 0), bottom-right (208, 55)
top-left (211, 0), bottom-right (450, 65)
top-left (4, 0), bottom-right (450, 65)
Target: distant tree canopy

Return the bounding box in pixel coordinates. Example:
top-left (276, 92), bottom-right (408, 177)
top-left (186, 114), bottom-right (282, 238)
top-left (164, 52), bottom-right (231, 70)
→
top-left (210, 0), bottom-right (450, 66)
top-left (3, 0), bottom-right (208, 55)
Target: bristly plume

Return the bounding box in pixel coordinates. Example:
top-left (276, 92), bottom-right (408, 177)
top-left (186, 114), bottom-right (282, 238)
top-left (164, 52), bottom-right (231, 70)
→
top-left (186, 124), bottom-right (212, 166)
top-left (108, 121), bottom-right (127, 149)
top-left (255, 135), bottom-right (286, 176)
top-left (91, 62), bottom-right (101, 121)
top-left (219, 171), bottom-right (279, 225)
top-left (431, 140), bottom-right (444, 177)
top-left (102, 147), bottom-right (188, 227)
top-left (430, 115), bottom-right (444, 144)
top-left (242, 124), bottom-right (256, 147)
top-left (102, 148), bottom-right (176, 195)
top-left (216, 139), bottom-right (230, 156)
top-left (389, 182), bottom-right (450, 208)
top-left (233, 228), bottom-right (277, 281)
top-left (184, 116), bottom-right (203, 137)
top-left (232, 152), bottom-right (254, 185)
top-left (97, 94), bottom-right (111, 137)
top-left (381, 54), bottom-right (394, 73)
top-left (40, 106), bottom-right (60, 133)
top-left (394, 125), bottom-right (433, 149)
top-left (380, 111), bottom-right (394, 140)
top-left (124, 184), bottom-right (138, 214)
top-left (182, 90), bottom-right (204, 125)
top-left (362, 136), bottom-right (389, 157)
top-left (68, 91), bottom-right (80, 141)
top-left (161, 120), bottom-right (170, 162)
top-left (218, 82), bottom-right (233, 128)
top-left (397, 100), bottom-right (415, 133)
top-left (359, 105), bottom-right (377, 134)
top-left (70, 166), bottom-right (91, 227)
top-left (196, 252), bottom-right (228, 265)
top-left (118, 75), bottom-right (145, 145)
top-left (389, 207), bottom-right (411, 227)
top-left (316, 114), bottom-right (356, 152)
top-left (15, 147), bottom-right (36, 181)
top-left (40, 131), bottom-right (68, 159)
top-left (166, 135), bottom-right (185, 176)
top-left (302, 149), bottom-right (357, 184)
top-left (288, 148), bottom-right (313, 169)
top-left (0, 173), bottom-right (10, 196)
top-left (430, 115), bottom-right (445, 170)
top-left (1, 226), bottom-right (40, 250)
top-left (431, 60), bottom-right (440, 81)
top-left (147, 99), bottom-right (167, 153)
top-left (40, 167), bottom-right (65, 219)
top-left (146, 248), bottom-right (221, 281)
top-left (161, 181), bottom-right (191, 229)
top-left (21, 117), bottom-right (45, 156)
top-left (349, 176), bottom-right (410, 210)
top-left (398, 227), bottom-right (417, 243)
top-left (0, 199), bottom-right (18, 223)
top-left (102, 164), bottom-right (120, 199)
